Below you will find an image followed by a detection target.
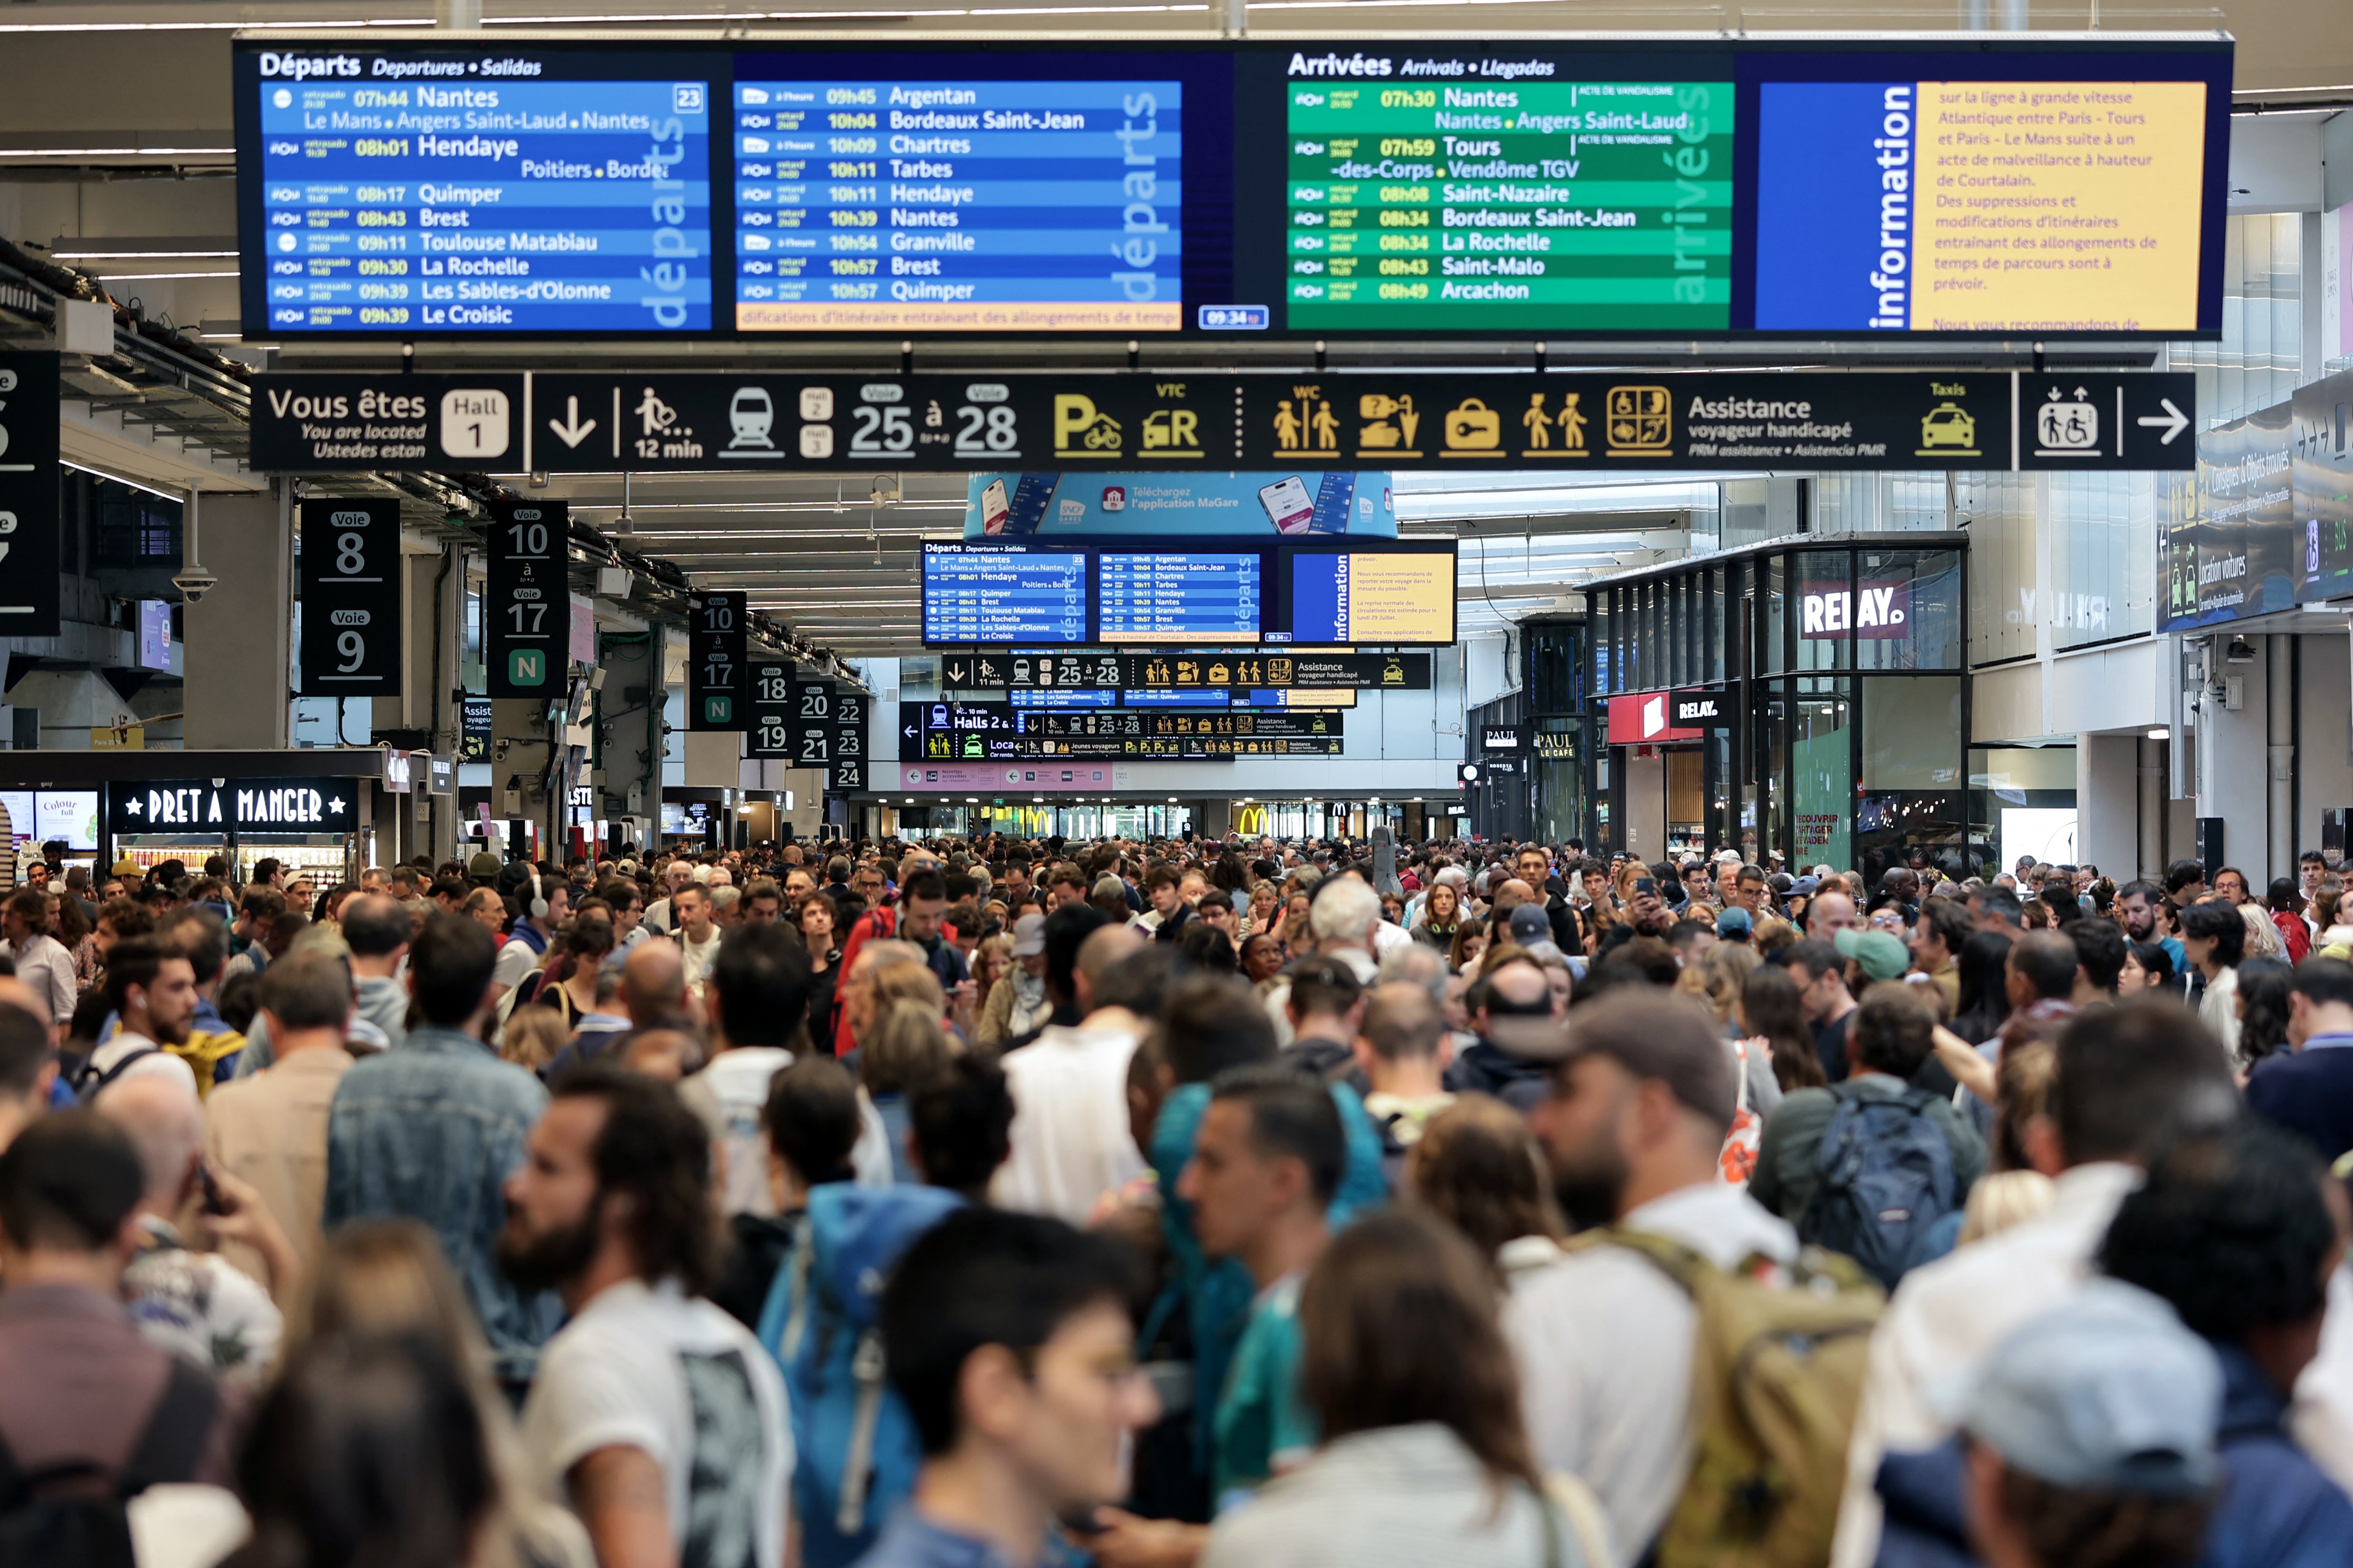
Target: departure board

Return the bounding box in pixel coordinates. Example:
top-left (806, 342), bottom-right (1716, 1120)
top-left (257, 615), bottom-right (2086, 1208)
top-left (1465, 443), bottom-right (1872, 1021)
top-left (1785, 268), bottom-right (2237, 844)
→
top-left (251, 51), bottom-right (714, 334)
top-left (1098, 553), bottom-right (1260, 643)
top-left (732, 75), bottom-right (1182, 333)
top-left (1284, 75), bottom-right (1731, 332)
top-left (921, 544), bottom-right (1087, 643)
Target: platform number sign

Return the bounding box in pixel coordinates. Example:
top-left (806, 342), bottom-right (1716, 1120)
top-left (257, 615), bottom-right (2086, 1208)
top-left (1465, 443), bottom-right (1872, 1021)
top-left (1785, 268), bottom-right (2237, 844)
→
top-left (747, 660), bottom-right (796, 758)
top-left (487, 499), bottom-right (565, 698)
top-left (687, 591), bottom-right (747, 732)
top-left (794, 680), bottom-right (832, 769)
top-left (0, 353), bottom-right (61, 638)
top-left (298, 497), bottom-right (402, 695)
top-left (830, 689), bottom-right (867, 793)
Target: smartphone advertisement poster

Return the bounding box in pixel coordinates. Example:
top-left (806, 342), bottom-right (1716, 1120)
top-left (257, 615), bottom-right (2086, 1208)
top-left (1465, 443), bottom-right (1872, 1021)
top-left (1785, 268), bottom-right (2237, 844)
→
top-left (962, 471), bottom-right (1396, 538)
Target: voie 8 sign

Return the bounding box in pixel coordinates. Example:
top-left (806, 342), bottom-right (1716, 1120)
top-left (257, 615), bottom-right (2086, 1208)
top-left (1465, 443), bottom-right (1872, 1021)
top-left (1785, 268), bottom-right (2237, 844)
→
top-left (299, 497), bottom-right (402, 695)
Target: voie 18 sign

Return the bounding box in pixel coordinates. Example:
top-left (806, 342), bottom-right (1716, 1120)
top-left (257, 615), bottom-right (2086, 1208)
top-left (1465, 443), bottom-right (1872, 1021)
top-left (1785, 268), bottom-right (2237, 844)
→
top-left (106, 777), bottom-right (362, 835)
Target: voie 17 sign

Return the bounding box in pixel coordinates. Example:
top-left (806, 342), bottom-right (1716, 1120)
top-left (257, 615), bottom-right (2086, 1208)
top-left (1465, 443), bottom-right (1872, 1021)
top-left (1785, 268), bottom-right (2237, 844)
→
top-left (487, 499), bottom-right (565, 698)
top-left (106, 777), bottom-right (362, 835)
top-left (298, 497), bottom-right (402, 696)
top-left (687, 591), bottom-right (747, 730)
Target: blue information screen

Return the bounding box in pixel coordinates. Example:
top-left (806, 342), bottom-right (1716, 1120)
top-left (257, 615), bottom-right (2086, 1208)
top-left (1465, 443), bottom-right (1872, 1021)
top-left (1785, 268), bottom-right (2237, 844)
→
top-left (922, 545), bottom-right (1087, 644)
top-left (249, 51), bottom-right (713, 334)
top-left (1097, 552), bottom-right (1260, 643)
top-left (732, 75), bottom-right (1181, 333)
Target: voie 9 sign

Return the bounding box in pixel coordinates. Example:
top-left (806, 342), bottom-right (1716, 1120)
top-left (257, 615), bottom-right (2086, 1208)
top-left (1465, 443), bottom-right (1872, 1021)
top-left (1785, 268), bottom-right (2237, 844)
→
top-left (1800, 581), bottom-right (1911, 639)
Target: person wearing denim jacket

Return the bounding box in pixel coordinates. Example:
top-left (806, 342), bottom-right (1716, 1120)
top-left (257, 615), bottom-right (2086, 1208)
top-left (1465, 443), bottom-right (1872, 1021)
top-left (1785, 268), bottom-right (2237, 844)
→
top-left (324, 911), bottom-right (554, 1388)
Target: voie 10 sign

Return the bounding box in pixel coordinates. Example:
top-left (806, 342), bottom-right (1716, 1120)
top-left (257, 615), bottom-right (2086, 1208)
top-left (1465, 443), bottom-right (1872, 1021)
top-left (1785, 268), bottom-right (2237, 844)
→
top-left (299, 497), bottom-right (402, 696)
top-left (486, 499), bottom-right (565, 697)
top-left (236, 36), bottom-right (2231, 343)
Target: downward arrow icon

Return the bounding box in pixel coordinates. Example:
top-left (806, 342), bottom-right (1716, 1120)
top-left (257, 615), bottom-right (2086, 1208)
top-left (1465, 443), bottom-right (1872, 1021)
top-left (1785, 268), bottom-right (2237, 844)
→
top-left (2135, 398), bottom-right (2190, 445)
top-left (548, 396), bottom-right (596, 449)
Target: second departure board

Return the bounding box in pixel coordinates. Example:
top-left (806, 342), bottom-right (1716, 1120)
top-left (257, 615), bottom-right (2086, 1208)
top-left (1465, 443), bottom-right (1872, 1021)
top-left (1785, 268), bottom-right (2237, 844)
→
top-left (1284, 74), bottom-right (1731, 333)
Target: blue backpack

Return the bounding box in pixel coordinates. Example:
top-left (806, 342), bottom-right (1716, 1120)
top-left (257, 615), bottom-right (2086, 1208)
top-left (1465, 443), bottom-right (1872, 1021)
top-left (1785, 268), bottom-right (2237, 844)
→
top-left (1797, 1085), bottom-right (1959, 1291)
top-left (756, 1184), bottom-right (964, 1568)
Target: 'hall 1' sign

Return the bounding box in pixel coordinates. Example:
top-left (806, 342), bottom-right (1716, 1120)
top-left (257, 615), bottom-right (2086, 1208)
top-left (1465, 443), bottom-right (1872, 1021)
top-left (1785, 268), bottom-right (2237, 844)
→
top-left (106, 778), bottom-right (363, 835)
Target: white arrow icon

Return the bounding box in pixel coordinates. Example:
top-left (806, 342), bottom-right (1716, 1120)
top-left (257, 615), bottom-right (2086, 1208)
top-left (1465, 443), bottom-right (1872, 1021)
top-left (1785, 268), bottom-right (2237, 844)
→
top-left (2136, 398), bottom-right (2190, 445)
top-left (547, 396), bottom-right (597, 449)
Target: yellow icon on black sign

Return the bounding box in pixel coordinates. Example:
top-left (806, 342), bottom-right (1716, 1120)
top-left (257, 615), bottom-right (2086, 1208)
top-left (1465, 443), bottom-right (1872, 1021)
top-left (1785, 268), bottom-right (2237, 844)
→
top-left (1142, 406), bottom-right (1202, 457)
top-left (1521, 392), bottom-right (1590, 459)
top-left (1606, 386), bottom-right (1672, 457)
top-left (1916, 401), bottom-right (1980, 458)
top-left (1054, 395), bottom-right (1122, 458)
top-left (1273, 387), bottom-right (1341, 458)
top-left (1443, 398), bottom-right (1504, 456)
top-left (1356, 394), bottom-right (1421, 458)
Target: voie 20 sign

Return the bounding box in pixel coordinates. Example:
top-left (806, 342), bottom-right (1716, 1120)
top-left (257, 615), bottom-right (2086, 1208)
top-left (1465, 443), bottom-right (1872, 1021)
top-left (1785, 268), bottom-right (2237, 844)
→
top-left (1801, 581), bottom-right (1910, 639)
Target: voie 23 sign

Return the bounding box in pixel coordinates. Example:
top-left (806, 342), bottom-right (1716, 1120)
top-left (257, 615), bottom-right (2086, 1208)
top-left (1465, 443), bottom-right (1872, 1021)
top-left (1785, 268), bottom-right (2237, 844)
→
top-left (106, 778), bottom-right (360, 835)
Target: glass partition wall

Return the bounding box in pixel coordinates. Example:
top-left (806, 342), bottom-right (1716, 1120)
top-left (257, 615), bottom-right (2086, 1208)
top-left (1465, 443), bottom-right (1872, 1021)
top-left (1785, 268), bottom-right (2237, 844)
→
top-left (1574, 535), bottom-right (1974, 880)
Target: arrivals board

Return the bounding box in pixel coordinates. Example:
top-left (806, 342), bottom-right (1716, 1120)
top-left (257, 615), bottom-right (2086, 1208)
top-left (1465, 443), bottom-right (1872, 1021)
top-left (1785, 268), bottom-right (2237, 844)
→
top-left (237, 37), bottom-right (2230, 342)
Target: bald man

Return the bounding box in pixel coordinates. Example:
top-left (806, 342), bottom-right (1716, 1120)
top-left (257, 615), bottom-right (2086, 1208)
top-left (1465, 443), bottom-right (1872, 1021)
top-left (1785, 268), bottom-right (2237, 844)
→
top-left (1805, 889), bottom-right (1860, 940)
top-left (96, 1075), bottom-right (297, 1372)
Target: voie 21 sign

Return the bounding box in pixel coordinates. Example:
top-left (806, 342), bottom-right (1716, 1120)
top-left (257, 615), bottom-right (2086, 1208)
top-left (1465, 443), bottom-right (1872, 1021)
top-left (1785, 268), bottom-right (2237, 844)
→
top-left (106, 777), bottom-right (362, 835)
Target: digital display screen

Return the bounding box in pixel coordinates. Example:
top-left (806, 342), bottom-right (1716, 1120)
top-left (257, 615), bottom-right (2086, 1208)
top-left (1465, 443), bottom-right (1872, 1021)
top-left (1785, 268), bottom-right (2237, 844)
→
top-left (3, 791), bottom-right (101, 850)
top-left (1285, 551), bottom-right (1457, 645)
top-left (920, 537), bottom-right (1452, 646)
top-left (238, 38), bottom-right (2228, 341)
top-left (1285, 77), bottom-right (1731, 333)
top-left (732, 74), bottom-right (1182, 332)
top-left (921, 545), bottom-right (1087, 643)
top-left (244, 46), bottom-right (718, 335)
top-left (1098, 553), bottom-right (1261, 643)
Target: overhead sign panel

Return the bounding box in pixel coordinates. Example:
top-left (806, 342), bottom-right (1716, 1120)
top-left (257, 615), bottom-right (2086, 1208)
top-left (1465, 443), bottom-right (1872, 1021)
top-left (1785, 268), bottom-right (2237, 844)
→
top-left (747, 659), bottom-right (797, 758)
top-left (235, 36), bottom-right (2231, 342)
top-left (939, 650), bottom-right (1430, 690)
top-left (298, 496), bottom-right (403, 696)
top-left (485, 498), bottom-right (565, 697)
top-left (250, 369), bottom-right (2196, 473)
top-left (0, 353), bottom-right (61, 640)
top-left (686, 590), bottom-right (747, 730)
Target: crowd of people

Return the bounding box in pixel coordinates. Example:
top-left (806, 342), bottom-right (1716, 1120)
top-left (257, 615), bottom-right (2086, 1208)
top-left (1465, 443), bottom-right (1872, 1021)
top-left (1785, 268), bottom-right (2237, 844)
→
top-left (1, 828), bottom-right (2352, 1568)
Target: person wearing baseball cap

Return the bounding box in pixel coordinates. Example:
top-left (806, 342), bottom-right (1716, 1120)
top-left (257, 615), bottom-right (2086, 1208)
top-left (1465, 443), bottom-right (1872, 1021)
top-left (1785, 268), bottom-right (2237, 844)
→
top-left (1835, 925), bottom-right (1913, 987)
top-left (1505, 990), bottom-right (1799, 1556)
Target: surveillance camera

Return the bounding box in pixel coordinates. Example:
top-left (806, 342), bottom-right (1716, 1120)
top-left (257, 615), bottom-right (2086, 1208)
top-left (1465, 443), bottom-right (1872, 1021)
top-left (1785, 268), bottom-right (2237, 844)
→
top-left (172, 568), bottom-right (220, 603)
top-left (2225, 637), bottom-right (2257, 665)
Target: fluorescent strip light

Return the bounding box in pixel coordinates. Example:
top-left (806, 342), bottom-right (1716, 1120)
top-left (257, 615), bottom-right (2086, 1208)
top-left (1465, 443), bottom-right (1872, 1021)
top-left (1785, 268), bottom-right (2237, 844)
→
top-left (61, 459), bottom-right (185, 503)
top-left (95, 270), bottom-right (240, 281)
top-left (53, 249), bottom-right (237, 259)
top-left (0, 147), bottom-right (233, 157)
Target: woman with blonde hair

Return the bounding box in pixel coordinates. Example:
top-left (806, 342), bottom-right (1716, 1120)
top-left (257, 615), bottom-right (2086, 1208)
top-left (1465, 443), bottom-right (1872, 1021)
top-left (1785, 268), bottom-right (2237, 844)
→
top-left (286, 1219), bottom-right (592, 1568)
top-left (1675, 940), bottom-right (1760, 1029)
top-left (498, 1007), bottom-right (569, 1073)
top-left (862, 995), bottom-right (954, 1184)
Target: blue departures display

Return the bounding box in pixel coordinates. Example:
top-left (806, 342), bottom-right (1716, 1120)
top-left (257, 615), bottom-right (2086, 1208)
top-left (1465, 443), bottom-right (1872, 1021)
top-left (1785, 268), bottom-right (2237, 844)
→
top-left (258, 75), bottom-right (712, 333)
top-left (732, 77), bottom-right (1181, 333)
top-left (1097, 553), bottom-right (1260, 643)
top-left (922, 547), bottom-right (1087, 644)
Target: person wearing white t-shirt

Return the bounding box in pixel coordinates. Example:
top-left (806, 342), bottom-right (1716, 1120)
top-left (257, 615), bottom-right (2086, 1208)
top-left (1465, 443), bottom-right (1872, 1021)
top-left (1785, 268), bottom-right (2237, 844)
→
top-left (503, 1066), bottom-right (793, 1568)
top-left (674, 885), bottom-right (723, 995)
top-left (678, 923), bottom-right (812, 1217)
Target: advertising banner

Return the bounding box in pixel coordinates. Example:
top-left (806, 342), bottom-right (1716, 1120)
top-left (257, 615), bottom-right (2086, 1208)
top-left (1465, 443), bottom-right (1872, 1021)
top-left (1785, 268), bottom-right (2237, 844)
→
top-left (964, 471), bottom-right (1396, 538)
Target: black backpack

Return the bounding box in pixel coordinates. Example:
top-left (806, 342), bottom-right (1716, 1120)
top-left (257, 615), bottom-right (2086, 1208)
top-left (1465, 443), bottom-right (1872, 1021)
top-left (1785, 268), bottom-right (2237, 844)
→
top-left (0, 1358), bottom-right (218, 1568)
top-left (1797, 1083), bottom-right (1961, 1291)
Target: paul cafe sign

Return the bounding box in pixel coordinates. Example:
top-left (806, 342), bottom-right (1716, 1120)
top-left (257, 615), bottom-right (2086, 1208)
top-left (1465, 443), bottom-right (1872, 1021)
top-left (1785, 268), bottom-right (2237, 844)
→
top-left (106, 777), bottom-right (363, 836)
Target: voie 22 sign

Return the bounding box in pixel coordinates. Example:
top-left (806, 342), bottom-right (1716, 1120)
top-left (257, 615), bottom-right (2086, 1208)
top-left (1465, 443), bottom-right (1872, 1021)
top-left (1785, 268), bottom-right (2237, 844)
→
top-left (1800, 581), bottom-right (1910, 638)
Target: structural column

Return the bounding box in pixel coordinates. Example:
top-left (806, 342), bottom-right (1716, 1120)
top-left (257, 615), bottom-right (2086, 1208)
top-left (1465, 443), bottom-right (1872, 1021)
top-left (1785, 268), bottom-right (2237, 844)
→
top-left (183, 482), bottom-right (293, 750)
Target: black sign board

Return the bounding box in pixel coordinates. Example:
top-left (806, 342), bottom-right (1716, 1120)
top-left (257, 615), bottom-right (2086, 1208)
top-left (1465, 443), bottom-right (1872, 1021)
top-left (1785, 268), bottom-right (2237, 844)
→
top-left (461, 698), bottom-right (494, 761)
top-left (793, 680), bottom-right (832, 771)
top-left (1481, 726), bottom-right (1524, 752)
top-left (486, 500), bottom-right (565, 698)
top-left (686, 591), bottom-right (747, 732)
top-left (1671, 687), bottom-right (1736, 730)
top-left (298, 497), bottom-right (402, 696)
top-left (902, 701), bottom-right (1336, 761)
top-left (939, 650), bottom-right (1430, 692)
top-left (747, 661), bottom-right (796, 760)
top-left (250, 374), bottom-right (526, 472)
top-left (0, 353), bottom-right (61, 638)
top-left (107, 776), bottom-right (363, 836)
top-left (830, 690), bottom-right (868, 793)
top-left (253, 371), bottom-right (2197, 475)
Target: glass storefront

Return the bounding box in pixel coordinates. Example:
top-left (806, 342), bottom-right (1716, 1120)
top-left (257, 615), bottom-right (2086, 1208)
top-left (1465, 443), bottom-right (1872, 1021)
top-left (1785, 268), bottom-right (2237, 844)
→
top-left (1572, 534), bottom-right (1976, 876)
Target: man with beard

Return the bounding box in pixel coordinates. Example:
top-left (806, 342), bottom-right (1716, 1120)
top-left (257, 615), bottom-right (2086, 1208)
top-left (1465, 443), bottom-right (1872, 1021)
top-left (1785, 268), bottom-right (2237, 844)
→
top-left (79, 937), bottom-right (202, 1098)
top-left (1502, 989), bottom-right (1798, 1558)
top-left (502, 1064), bottom-right (792, 1568)
top-left (325, 913), bottom-right (550, 1393)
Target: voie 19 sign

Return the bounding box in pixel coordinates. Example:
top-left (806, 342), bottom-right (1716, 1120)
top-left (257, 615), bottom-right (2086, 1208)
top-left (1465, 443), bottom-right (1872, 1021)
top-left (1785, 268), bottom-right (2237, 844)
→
top-left (1800, 582), bottom-right (1910, 639)
top-left (106, 777), bottom-right (362, 835)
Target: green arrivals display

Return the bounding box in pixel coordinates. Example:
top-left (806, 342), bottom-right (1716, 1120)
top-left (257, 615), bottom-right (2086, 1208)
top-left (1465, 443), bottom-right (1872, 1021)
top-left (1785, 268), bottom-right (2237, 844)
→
top-left (1284, 78), bottom-right (1732, 333)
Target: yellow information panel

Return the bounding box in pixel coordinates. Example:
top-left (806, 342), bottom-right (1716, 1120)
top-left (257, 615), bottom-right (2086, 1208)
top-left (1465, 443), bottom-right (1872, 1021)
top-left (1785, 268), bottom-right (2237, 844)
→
top-left (1911, 81), bottom-right (2205, 333)
top-left (1343, 552), bottom-right (1456, 644)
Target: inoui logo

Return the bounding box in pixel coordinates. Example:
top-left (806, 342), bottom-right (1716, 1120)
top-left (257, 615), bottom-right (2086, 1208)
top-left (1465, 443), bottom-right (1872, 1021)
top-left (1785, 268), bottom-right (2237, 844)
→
top-left (1801, 581), bottom-right (1911, 639)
